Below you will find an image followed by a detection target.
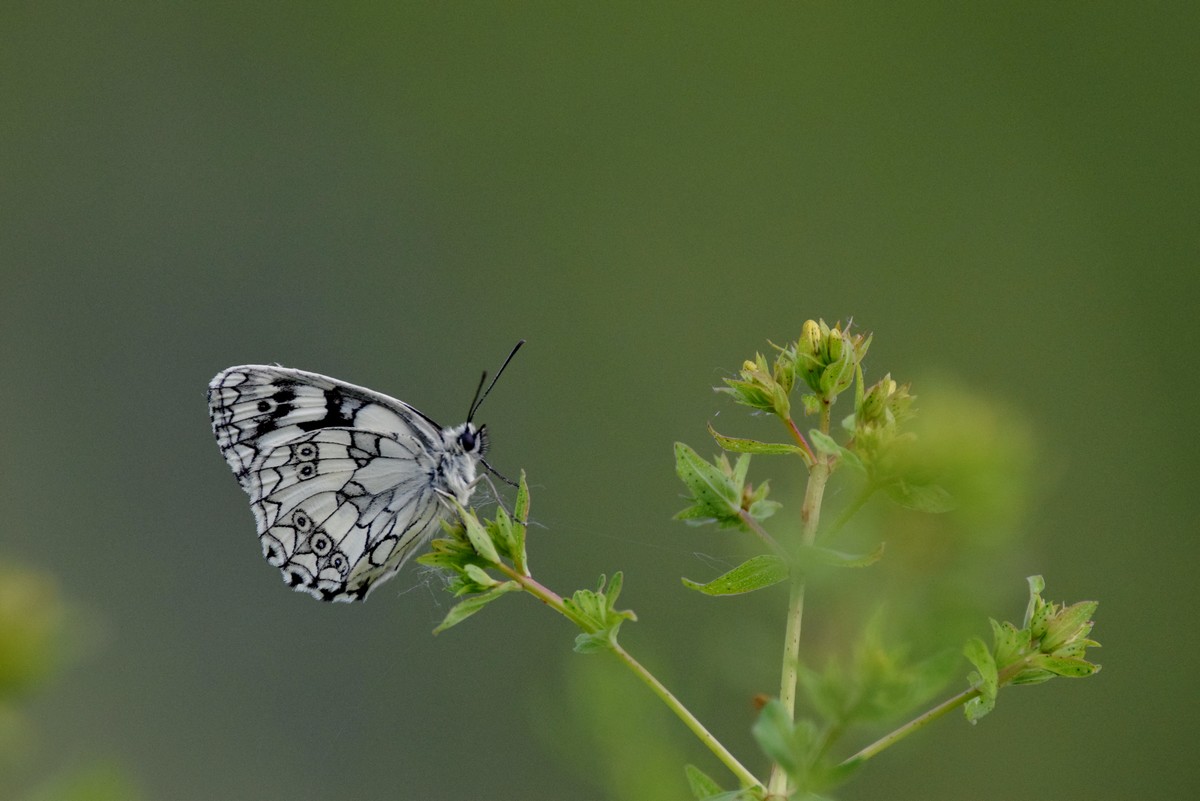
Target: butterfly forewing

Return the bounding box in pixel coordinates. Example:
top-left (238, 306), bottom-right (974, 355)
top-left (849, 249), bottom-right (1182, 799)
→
top-left (207, 365), bottom-right (481, 602)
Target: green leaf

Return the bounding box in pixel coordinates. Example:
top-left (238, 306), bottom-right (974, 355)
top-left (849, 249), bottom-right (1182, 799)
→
top-left (1008, 667), bottom-right (1057, 685)
top-left (808, 429), bottom-right (841, 458)
top-left (1023, 575), bottom-right (1046, 629)
top-left (835, 442), bottom-right (866, 474)
top-left (573, 631), bottom-right (614, 654)
top-left (746, 495), bottom-right (781, 523)
top-left (963, 637), bottom-right (998, 723)
top-left (1029, 597), bottom-right (1053, 640)
top-left (708, 423), bottom-right (807, 456)
top-left (674, 505), bottom-right (722, 523)
top-left (491, 506), bottom-right (517, 559)
top-left (684, 764), bottom-right (723, 799)
top-left (462, 564), bottom-right (499, 589)
top-left (989, 618), bottom-right (1026, 668)
top-left (459, 505), bottom-right (500, 564)
top-left (730, 452), bottom-right (751, 489)
top-left (794, 541), bottom-right (884, 571)
top-left (751, 700), bottom-right (800, 778)
top-left (1029, 654), bottom-right (1101, 678)
top-left (1040, 601), bottom-right (1099, 653)
top-left (510, 474), bottom-right (530, 575)
top-left (674, 442), bottom-right (740, 525)
top-left (432, 581), bottom-right (519, 634)
top-left (564, 573), bottom-right (637, 653)
top-left (682, 554), bottom-right (789, 596)
top-left (514, 470), bottom-right (531, 523)
top-left (883, 481), bottom-right (956, 513)
top-left (751, 700), bottom-right (823, 790)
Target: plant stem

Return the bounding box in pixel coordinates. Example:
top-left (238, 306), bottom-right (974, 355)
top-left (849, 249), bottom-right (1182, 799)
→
top-left (495, 563), bottom-right (583, 626)
top-left (784, 416), bottom-right (817, 465)
top-left (840, 657), bottom-right (1041, 767)
top-left (610, 641), bottom-right (765, 791)
top-left (737, 508), bottom-right (788, 560)
top-left (495, 562), bottom-right (765, 791)
top-left (767, 455), bottom-right (831, 796)
top-left (839, 686), bottom-right (978, 767)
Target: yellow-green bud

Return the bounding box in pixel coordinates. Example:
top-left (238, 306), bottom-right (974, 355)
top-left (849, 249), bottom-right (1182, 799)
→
top-left (826, 326), bottom-right (844, 362)
top-left (800, 319), bottom-right (821, 356)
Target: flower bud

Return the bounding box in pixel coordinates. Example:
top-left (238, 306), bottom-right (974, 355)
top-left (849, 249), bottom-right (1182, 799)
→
top-left (800, 319), bottom-right (821, 356)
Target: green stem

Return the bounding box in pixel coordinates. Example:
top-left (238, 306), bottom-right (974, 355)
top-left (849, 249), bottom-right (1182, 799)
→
top-left (737, 509), bottom-right (788, 560)
top-left (495, 563), bottom-right (764, 791)
top-left (767, 455), bottom-right (831, 796)
top-left (496, 563), bottom-right (582, 626)
top-left (841, 658), bottom-right (1034, 767)
top-left (610, 641), bottom-right (765, 791)
top-left (784, 416), bottom-right (817, 465)
top-left (840, 686), bottom-right (977, 766)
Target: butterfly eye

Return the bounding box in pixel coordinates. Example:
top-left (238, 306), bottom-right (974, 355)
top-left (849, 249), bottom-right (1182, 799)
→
top-left (458, 428), bottom-right (477, 452)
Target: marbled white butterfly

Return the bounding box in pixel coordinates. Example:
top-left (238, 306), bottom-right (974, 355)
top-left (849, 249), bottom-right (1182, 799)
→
top-left (207, 344), bottom-right (521, 602)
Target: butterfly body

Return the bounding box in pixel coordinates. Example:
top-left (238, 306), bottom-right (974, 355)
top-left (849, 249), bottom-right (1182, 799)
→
top-left (208, 365), bottom-right (486, 602)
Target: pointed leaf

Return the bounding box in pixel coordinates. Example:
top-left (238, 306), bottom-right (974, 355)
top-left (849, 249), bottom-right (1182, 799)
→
top-left (458, 505), bottom-right (500, 564)
top-left (963, 637), bottom-right (998, 723)
top-left (708, 423), bottom-right (807, 456)
top-left (884, 481), bottom-right (956, 513)
top-left (432, 581), bottom-right (519, 634)
top-left (462, 564), bottom-right (500, 589)
top-left (1023, 575), bottom-right (1046, 628)
top-left (1029, 654), bottom-right (1101, 678)
top-left (794, 541), bottom-right (884, 570)
top-left (684, 764), bottom-right (723, 799)
top-left (747, 497), bottom-right (782, 522)
top-left (491, 507), bottom-right (517, 559)
top-left (751, 700), bottom-right (799, 778)
top-left (674, 442), bottom-right (739, 519)
top-left (514, 470), bottom-right (531, 523)
top-left (573, 630), bottom-right (615, 654)
top-left (989, 618), bottom-right (1026, 668)
top-left (1040, 601), bottom-right (1099, 652)
top-left (1009, 667), bottom-right (1057, 685)
top-left (731, 453), bottom-right (751, 488)
top-left (808, 429), bottom-right (842, 458)
top-left (682, 554), bottom-right (789, 596)
top-left (509, 473), bottom-right (530, 575)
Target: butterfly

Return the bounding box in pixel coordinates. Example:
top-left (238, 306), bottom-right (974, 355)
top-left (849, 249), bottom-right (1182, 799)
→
top-left (207, 344), bottom-right (522, 602)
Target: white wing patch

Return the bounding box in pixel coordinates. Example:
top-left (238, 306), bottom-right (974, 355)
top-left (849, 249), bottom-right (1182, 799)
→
top-left (208, 365), bottom-right (485, 602)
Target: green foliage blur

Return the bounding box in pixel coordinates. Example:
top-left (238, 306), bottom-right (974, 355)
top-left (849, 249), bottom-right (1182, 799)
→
top-left (0, 565), bottom-right (139, 801)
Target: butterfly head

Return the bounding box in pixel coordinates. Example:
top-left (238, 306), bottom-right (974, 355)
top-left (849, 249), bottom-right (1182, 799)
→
top-left (454, 422), bottom-right (488, 457)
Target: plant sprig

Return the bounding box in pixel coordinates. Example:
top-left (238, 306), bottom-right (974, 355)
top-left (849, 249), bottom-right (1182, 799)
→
top-left (421, 320), bottom-right (1103, 800)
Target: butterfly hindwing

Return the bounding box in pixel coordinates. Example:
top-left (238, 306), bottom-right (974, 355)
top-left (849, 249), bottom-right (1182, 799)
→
top-left (208, 365), bottom-right (480, 602)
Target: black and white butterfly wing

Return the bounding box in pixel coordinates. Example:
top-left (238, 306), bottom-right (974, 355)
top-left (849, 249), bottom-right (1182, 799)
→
top-left (208, 365), bottom-right (478, 602)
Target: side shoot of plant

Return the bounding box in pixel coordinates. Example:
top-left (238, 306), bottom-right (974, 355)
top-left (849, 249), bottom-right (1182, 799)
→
top-left (417, 319), bottom-right (1101, 800)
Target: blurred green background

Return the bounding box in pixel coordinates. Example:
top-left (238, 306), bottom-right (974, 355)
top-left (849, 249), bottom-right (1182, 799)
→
top-left (2, 3), bottom-right (1196, 800)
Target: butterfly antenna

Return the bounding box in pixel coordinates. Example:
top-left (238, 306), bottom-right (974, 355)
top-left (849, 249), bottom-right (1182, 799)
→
top-left (467, 339), bottom-right (525, 422)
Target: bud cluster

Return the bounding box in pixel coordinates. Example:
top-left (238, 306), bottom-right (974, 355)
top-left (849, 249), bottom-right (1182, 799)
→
top-left (718, 319), bottom-right (872, 422)
top-left (794, 318), bottom-right (872, 400)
